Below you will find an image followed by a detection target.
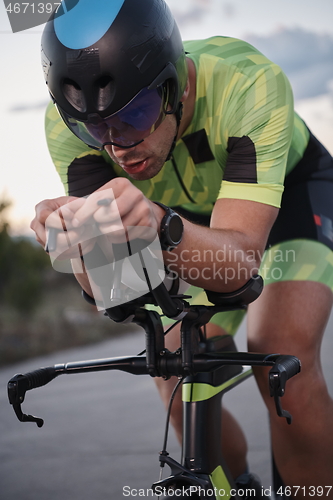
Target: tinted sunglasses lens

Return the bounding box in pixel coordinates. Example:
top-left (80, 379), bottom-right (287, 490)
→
top-left (57, 86), bottom-right (167, 149)
top-left (101, 87), bottom-right (166, 146)
top-left (116, 87), bottom-right (163, 131)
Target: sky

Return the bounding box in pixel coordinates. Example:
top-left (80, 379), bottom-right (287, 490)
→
top-left (0, 0), bottom-right (333, 235)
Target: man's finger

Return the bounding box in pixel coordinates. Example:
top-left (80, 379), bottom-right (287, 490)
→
top-left (72, 188), bottom-right (121, 227)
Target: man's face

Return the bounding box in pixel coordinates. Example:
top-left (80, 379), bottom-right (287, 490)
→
top-left (104, 112), bottom-right (177, 181)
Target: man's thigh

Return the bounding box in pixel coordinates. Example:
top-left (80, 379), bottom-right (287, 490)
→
top-left (247, 280), bottom-right (333, 364)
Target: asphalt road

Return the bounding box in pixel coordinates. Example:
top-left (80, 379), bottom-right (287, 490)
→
top-left (1, 312), bottom-right (332, 500)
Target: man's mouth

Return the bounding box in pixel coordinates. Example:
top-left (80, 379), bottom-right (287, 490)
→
top-left (120, 158), bottom-right (149, 174)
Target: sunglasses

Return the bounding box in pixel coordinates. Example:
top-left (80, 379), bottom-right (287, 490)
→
top-left (57, 85), bottom-right (170, 150)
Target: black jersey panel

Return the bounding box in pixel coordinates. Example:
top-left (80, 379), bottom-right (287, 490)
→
top-left (267, 182), bottom-right (318, 248)
top-left (267, 131), bottom-right (333, 250)
top-left (68, 155), bottom-right (117, 197)
top-left (182, 129), bottom-right (215, 164)
top-left (224, 136), bottom-right (257, 183)
top-left (285, 131), bottom-right (333, 188)
top-left (268, 179), bottom-right (333, 252)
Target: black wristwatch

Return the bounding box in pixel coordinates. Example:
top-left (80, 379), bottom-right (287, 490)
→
top-left (154, 202), bottom-right (184, 251)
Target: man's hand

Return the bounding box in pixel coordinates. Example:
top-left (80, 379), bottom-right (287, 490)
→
top-left (71, 178), bottom-right (165, 243)
top-left (30, 179), bottom-right (166, 306)
top-left (31, 195), bottom-right (79, 249)
top-left (30, 179), bottom-right (165, 257)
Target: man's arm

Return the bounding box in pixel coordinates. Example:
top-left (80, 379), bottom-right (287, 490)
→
top-left (164, 197), bottom-right (278, 293)
top-left (31, 180), bottom-right (278, 301)
top-left (70, 185), bottom-right (278, 297)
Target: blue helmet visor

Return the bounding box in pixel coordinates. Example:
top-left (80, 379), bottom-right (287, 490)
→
top-left (56, 85), bottom-right (169, 150)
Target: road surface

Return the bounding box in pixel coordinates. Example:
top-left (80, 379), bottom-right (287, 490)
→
top-left (1, 312), bottom-right (332, 499)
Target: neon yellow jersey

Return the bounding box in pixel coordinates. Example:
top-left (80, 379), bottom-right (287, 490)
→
top-left (45, 36), bottom-right (310, 213)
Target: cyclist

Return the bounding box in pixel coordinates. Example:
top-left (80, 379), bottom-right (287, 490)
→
top-left (31, 0), bottom-right (333, 492)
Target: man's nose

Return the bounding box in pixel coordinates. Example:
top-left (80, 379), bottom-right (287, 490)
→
top-left (112, 144), bottom-right (126, 155)
top-left (105, 140), bottom-right (138, 158)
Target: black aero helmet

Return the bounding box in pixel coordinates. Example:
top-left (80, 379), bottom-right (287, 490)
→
top-left (41, 0), bottom-right (188, 149)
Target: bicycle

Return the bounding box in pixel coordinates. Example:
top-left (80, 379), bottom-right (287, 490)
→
top-left (7, 237), bottom-right (301, 499)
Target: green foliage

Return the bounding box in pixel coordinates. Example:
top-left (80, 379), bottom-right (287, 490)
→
top-left (0, 199), bottom-right (50, 313)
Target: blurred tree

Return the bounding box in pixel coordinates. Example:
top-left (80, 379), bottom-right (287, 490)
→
top-left (0, 197), bottom-right (116, 366)
top-left (0, 198), bottom-right (50, 313)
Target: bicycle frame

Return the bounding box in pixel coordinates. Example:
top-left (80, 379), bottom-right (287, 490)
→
top-left (154, 338), bottom-right (254, 499)
top-left (7, 276), bottom-right (301, 499)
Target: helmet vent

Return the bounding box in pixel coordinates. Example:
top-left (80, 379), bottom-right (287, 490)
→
top-left (63, 78), bottom-right (86, 113)
top-left (95, 75), bottom-right (114, 112)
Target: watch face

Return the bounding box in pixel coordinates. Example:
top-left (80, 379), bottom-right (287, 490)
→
top-left (168, 214), bottom-right (184, 244)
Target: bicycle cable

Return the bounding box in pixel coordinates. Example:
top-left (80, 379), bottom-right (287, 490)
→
top-left (158, 376), bottom-right (184, 483)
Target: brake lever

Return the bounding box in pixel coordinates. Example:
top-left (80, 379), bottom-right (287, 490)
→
top-left (8, 375), bottom-right (44, 427)
top-left (269, 372), bottom-right (292, 424)
top-left (267, 354), bottom-right (301, 424)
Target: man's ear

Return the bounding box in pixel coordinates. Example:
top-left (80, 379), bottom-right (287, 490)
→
top-left (180, 79), bottom-right (190, 102)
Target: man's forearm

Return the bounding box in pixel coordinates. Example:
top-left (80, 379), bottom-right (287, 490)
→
top-left (164, 219), bottom-right (263, 293)
top-left (70, 217), bottom-right (265, 302)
